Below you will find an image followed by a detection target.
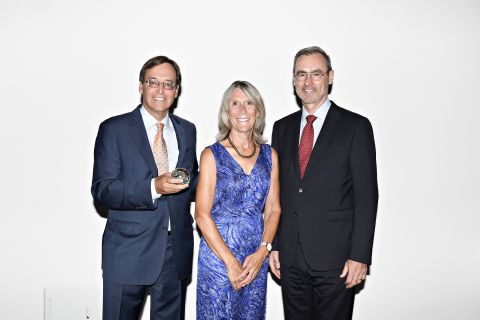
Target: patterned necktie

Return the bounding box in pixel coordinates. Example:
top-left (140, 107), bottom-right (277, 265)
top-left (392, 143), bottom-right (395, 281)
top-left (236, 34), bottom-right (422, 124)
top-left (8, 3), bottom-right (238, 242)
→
top-left (299, 115), bottom-right (317, 178)
top-left (153, 122), bottom-right (169, 175)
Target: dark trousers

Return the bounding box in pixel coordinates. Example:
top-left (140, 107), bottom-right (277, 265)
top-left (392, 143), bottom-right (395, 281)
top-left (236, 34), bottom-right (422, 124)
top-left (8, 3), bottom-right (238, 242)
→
top-left (103, 236), bottom-right (186, 320)
top-left (281, 242), bottom-right (354, 320)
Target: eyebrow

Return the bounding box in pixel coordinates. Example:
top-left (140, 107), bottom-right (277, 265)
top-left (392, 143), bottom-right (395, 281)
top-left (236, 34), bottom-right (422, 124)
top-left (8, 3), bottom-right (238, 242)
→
top-left (295, 69), bottom-right (325, 74)
top-left (147, 78), bottom-right (175, 82)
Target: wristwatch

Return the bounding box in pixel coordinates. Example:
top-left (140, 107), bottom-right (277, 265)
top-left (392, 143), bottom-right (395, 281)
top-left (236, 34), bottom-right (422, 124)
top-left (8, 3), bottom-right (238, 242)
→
top-left (260, 242), bottom-right (272, 252)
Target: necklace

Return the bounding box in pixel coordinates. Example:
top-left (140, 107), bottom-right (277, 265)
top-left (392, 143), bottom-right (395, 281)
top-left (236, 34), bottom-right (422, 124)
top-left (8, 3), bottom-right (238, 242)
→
top-left (227, 135), bottom-right (256, 159)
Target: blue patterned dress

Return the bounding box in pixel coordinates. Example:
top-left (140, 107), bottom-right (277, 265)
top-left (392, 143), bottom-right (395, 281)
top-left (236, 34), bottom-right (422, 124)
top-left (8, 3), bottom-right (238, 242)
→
top-left (197, 142), bottom-right (272, 320)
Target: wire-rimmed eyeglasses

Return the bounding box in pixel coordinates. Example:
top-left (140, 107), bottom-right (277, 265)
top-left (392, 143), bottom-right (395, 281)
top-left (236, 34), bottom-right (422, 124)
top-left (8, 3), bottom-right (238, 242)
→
top-left (294, 71), bottom-right (328, 82)
top-left (144, 79), bottom-right (177, 90)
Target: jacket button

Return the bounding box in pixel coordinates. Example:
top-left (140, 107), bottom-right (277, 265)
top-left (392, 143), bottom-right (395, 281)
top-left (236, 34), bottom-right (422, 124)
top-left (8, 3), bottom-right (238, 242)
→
top-left (299, 188), bottom-right (303, 193)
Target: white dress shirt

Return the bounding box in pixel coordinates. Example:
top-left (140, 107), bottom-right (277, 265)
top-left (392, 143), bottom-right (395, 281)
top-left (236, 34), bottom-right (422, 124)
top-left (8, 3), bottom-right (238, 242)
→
top-left (140, 106), bottom-right (179, 200)
top-left (141, 107), bottom-right (179, 231)
top-left (299, 99), bottom-right (331, 146)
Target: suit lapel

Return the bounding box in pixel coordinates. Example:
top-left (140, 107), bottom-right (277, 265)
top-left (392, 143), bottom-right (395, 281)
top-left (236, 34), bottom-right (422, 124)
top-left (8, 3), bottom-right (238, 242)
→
top-left (170, 113), bottom-right (187, 168)
top-left (129, 107), bottom-right (158, 177)
top-left (303, 102), bottom-right (341, 176)
top-left (289, 111), bottom-right (302, 180)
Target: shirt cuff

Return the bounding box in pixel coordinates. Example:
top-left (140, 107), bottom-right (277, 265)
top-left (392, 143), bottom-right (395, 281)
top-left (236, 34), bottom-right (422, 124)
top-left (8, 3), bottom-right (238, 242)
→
top-left (151, 178), bottom-right (162, 203)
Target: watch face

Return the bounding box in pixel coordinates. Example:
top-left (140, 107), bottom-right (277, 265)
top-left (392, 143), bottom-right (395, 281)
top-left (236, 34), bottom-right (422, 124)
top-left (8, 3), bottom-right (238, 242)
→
top-left (267, 243), bottom-right (272, 251)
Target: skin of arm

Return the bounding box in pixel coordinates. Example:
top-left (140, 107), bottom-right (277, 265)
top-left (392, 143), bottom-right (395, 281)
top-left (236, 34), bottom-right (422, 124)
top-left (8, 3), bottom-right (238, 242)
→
top-left (240, 148), bottom-right (281, 287)
top-left (194, 148), bottom-right (245, 291)
top-left (268, 122), bottom-right (282, 279)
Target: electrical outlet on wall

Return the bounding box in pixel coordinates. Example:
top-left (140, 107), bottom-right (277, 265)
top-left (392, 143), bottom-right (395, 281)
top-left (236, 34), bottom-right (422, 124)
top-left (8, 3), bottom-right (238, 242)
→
top-left (44, 287), bottom-right (100, 320)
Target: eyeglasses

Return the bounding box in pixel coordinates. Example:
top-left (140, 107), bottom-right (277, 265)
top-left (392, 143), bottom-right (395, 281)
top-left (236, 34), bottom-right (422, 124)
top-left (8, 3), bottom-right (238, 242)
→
top-left (294, 71), bottom-right (327, 82)
top-left (144, 79), bottom-right (177, 90)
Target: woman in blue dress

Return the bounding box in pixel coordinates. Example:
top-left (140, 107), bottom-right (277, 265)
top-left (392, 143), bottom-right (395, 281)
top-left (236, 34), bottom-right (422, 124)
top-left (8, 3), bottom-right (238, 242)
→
top-left (195, 81), bottom-right (281, 320)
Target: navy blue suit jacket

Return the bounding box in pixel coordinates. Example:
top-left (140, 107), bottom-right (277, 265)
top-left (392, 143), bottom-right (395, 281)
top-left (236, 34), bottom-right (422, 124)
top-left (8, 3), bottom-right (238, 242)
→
top-left (91, 106), bottom-right (198, 285)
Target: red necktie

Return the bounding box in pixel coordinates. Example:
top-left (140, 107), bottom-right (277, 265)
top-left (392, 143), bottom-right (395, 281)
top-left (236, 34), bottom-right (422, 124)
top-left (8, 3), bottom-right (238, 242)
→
top-left (299, 115), bottom-right (317, 178)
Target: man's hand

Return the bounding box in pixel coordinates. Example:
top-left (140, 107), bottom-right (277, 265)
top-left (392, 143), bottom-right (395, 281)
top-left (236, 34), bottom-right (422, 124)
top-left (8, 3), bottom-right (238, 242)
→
top-left (269, 250), bottom-right (281, 279)
top-left (340, 259), bottom-right (368, 288)
top-left (154, 173), bottom-right (189, 195)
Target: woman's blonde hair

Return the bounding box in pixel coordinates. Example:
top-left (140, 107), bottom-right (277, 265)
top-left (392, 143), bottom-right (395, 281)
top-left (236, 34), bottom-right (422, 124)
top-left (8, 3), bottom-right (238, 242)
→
top-left (217, 80), bottom-right (266, 144)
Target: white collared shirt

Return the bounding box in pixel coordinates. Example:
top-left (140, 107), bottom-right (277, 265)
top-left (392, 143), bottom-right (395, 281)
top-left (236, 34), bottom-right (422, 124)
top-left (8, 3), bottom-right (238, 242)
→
top-left (299, 99), bottom-right (331, 146)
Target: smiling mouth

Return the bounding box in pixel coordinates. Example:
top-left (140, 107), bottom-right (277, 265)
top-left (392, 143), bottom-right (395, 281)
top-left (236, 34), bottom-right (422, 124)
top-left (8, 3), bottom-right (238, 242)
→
top-left (153, 97), bottom-right (166, 101)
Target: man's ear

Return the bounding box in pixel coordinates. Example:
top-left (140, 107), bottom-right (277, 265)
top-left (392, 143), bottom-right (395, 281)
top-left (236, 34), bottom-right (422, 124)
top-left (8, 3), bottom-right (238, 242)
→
top-left (328, 70), bottom-right (334, 85)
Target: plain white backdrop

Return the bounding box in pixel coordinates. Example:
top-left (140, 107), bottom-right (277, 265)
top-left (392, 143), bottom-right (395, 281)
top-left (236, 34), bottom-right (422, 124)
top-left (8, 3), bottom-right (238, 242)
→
top-left (1, 0), bottom-right (479, 319)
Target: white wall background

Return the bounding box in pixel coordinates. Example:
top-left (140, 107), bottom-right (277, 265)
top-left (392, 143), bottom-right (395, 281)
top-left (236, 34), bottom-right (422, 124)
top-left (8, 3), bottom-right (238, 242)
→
top-left (1, 0), bottom-right (479, 319)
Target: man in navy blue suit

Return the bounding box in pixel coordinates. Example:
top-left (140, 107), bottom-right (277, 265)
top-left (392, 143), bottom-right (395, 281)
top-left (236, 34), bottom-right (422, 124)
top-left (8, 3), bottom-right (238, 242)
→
top-left (92, 56), bottom-right (198, 320)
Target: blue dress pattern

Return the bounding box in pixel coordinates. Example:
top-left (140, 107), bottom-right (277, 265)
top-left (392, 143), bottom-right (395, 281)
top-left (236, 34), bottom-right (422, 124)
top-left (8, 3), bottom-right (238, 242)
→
top-left (197, 142), bottom-right (272, 320)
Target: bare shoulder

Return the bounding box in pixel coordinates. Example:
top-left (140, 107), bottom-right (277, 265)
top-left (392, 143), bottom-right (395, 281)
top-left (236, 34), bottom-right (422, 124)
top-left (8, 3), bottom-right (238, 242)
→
top-left (269, 145), bottom-right (279, 161)
top-left (200, 146), bottom-right (214, 159)
top-left (198, 147), bottom-right (217, 192)
top-left (199, 147), bottom-right (216, 170)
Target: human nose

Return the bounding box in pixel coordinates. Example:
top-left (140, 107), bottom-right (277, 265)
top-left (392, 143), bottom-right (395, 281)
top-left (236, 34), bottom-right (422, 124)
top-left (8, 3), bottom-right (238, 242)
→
top-left (238, 102), bottom-right (247, 113)
top-left (304, 73), bottom-right (314, 84)
top-left (156, 83), bottom-right (165, 93)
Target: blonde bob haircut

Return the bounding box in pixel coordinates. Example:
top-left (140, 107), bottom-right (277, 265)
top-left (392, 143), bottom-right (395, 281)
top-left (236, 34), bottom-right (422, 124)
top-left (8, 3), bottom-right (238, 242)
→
top-left (217, 80), bottom-right (267, 144)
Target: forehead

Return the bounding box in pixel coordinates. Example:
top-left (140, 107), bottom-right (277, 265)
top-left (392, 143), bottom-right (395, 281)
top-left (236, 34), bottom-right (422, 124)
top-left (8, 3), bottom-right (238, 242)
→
top-left (294, 53), bottom-right (328, 72)
top-left (144, 63), bottom-right (176, 79)
top-left (230, 87), bottom-right (251, 100)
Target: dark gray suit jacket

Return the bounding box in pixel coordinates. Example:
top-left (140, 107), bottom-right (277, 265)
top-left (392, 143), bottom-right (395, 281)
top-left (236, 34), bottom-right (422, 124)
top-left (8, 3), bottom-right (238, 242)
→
top-left (272, 101), bottom-right (378, 270)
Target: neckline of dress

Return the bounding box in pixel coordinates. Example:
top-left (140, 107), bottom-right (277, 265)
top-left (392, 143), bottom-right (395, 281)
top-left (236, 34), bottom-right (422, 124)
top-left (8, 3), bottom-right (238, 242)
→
top-left (217, 142), bottom-right (262, 176)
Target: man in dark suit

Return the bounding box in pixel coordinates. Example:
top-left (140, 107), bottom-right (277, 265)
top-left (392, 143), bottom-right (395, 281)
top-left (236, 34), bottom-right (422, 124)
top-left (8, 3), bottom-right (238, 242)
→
top-left (91, 56), bottom-right (198, 320)
top-left (269, 46), bottom-right (378, 320)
